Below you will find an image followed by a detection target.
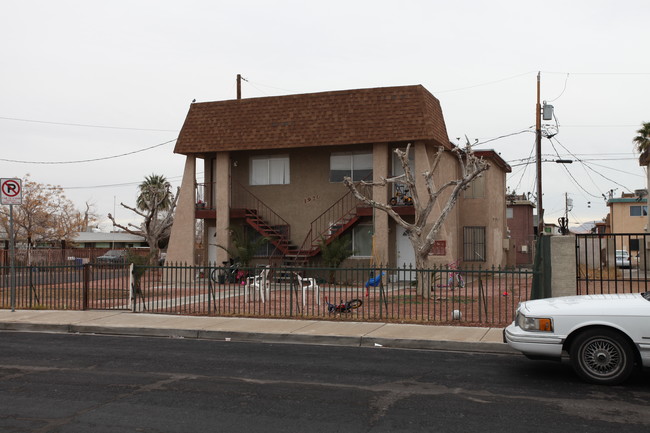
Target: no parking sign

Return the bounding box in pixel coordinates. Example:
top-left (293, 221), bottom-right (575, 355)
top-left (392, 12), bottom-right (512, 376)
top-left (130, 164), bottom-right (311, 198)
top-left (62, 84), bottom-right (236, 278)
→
top-left (1, 178), bottom-right (22, 205)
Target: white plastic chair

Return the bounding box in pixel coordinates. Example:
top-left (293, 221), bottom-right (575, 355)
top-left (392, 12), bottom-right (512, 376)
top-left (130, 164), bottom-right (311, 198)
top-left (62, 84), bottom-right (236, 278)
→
top-left (244, 265), bottom-right (271, 302)
top-left (294, 272), bottom-right (320, 306)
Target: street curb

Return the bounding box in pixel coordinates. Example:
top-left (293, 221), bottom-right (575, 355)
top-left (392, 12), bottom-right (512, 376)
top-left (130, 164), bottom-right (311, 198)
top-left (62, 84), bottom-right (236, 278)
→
top-left (0, 321), bottom-right (516, 354)
top-left (360, 336), bottom-right (517, 354)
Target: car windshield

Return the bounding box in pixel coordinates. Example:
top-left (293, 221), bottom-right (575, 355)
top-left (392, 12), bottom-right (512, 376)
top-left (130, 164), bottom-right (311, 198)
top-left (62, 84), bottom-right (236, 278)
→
top-left (643, 292), bottom-right (650, 301)
top-left (616, 250), bottom-right (628, 257)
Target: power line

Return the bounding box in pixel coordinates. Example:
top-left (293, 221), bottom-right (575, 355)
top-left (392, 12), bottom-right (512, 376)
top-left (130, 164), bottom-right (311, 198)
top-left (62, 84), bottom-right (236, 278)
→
top-left (580, 160), bottom-right (645, 177)
top-left (0, 138), bottom-right (177, 164)
top-left (548, 139), bottom-right (601, 199)
top-left (0, 115), bottom-right (178, 132)
top-left (473, 129), bottom-right (534, 147)
top-left (551, 136), bottom-right (632, 196)
top-left (433, 71), bottom-right (536, 94)
top-left (507, 135), bottom-right (537, 194)
top-left (541, 71), bottom-right (650, 76)
top-left (546, 73), bottom-right (569, 102)
top-left (57, 172), bottom-right (203, 191)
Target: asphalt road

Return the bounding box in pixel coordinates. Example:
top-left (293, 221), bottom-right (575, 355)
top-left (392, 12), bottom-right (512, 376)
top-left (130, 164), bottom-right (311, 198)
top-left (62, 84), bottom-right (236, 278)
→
top-left (1, 332), bottom-right (649, 433)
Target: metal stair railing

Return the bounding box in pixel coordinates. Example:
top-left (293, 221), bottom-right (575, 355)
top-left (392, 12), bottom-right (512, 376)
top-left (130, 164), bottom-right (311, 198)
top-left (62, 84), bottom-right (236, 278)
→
top-left (289, 182), bottom-right (373, 264)
top-left (231, 180), bottom-right (292, 253)
top-left (309, 182), bottom-right (372, 249)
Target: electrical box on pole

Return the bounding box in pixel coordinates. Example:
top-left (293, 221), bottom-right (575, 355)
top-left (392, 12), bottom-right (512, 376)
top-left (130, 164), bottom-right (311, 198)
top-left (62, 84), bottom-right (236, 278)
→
top-left (542, 103), bottom-right (554, 121)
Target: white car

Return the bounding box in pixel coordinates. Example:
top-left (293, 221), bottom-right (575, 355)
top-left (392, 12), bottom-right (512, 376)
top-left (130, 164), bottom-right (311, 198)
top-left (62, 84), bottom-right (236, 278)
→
top-left (504, 292), bottom-right (650, 385)
top-left (615, 250), bottom-right (631, 268)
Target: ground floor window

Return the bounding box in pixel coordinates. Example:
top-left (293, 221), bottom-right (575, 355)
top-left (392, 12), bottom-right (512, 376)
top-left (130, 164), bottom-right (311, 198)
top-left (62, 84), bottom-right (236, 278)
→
top-left (463, 226), bottom-right (486, 262)
top-left (351, 224), bottom-right (373, 257)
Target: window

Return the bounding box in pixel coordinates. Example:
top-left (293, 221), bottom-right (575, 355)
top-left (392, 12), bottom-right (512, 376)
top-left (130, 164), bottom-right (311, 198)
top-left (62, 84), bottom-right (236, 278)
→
top-left (250, 156), bottom-right (290, 185)
top-left (629, 205), bottom-right (648, 217)
top-left (464, 175), bottom-right (485, 198)
top-left (330, 152), bottom-right (372, 182)
top-left (391, 148), bottom-right (415, 176)
top-left (245, 226), bottom-right (283, 257)
top-left (463, 226), bottom-right (486, 262)
top-left (351, 224), bottom-right (373, 257)
top-left (506, 208), bottom-right (514, 219)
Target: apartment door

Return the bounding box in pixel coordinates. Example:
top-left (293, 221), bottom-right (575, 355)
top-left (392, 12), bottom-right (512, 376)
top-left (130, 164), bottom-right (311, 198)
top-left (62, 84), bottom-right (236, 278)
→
top-left (396, 226), bottom-right (416, 280)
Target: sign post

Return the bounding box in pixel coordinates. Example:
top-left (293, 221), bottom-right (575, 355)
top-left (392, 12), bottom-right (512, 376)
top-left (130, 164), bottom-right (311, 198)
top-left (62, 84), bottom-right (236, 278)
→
top-left (1, 178), bottom-right (22, 312)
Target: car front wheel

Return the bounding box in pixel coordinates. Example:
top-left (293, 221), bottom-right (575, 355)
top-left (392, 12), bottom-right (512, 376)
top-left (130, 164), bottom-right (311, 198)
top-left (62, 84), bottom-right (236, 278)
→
top-left (569, 328), bottom-right (635, 385)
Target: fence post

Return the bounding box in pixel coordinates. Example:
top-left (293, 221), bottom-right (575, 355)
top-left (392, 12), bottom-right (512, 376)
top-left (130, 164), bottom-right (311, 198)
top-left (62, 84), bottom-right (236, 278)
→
top-left (82, 264), bottom-right (90, 310)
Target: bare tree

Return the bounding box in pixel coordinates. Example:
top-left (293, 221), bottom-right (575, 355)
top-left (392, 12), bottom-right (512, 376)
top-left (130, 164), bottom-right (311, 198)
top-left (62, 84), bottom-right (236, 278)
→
top-left (0, 175), bottom-right (88, 248)
top-left (343, 142), bottom-right (489, 295)
top-left (108, 174), bottom-right (179, 263)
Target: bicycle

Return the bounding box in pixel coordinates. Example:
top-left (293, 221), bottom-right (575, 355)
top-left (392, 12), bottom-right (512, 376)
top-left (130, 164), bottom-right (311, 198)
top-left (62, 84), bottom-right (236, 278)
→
top-left (447, 260), bottom-right (465, 290)
top-left (389, 184), bottom-right (413, 206)
top-left (435, 260), bottom-right (465, 290)
top-left (324, 297), bottom-right (363, 313)
top-left (210, 259), bottom-right (243, 284)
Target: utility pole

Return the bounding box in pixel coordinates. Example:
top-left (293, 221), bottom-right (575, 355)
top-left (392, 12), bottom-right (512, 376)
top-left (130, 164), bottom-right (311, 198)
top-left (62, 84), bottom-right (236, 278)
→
top-left (536, 72), bottom-right (544, 236)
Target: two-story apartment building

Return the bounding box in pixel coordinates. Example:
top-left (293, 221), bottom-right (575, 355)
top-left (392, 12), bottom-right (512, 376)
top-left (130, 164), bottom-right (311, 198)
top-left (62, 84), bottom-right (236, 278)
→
top-left (166, 85), bottom-right (511, 270)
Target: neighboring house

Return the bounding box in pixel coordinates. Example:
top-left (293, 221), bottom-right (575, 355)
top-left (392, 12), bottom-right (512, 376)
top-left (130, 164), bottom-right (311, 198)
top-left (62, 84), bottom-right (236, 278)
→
top-left (166, 85), bottom-right (511, 269)
top-left (605, 191), bottom-right (647, 254)
top-left (71, 230), bottom-right (147, 249)
top-left (506, 193), bottom-right (535, 267)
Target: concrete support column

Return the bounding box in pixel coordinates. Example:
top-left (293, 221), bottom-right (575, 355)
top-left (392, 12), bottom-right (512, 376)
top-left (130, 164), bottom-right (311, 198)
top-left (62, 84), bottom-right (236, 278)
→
top-left (165, 156), bottom-right (196, 266)
top-left (215, 152), bottom-right (231, 265)
top-left (550, 235), bottom-right (577, 297)
top-left (372, 143), bottom-right (390, 265)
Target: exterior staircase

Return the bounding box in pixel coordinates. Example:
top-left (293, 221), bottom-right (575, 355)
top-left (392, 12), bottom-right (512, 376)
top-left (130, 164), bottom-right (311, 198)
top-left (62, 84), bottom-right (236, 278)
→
top-left (233, 181), bottom-right (371, 266)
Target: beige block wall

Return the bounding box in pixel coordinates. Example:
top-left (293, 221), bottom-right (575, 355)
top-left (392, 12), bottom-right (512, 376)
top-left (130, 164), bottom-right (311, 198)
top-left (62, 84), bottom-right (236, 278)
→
top-left (550, 235), bottom-right (577, 297)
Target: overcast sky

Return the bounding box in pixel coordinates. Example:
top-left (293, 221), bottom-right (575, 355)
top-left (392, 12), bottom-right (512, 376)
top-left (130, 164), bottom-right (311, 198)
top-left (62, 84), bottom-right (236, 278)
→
top-left (1, 0), bottom-right (648, 232)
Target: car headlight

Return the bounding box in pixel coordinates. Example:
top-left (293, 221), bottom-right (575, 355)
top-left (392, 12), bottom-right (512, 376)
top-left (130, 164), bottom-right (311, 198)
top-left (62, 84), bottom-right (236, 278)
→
top-left (516, 313), bottom-right (554, 332)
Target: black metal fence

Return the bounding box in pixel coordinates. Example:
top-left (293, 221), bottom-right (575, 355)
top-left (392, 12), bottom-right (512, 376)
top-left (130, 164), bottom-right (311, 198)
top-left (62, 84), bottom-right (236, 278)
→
top-left (0, 264), bottom-right (131, 310)
top-left (1, 263), bottom-right (533, 326)
top-left (575, 233), bottom-right (650, 295)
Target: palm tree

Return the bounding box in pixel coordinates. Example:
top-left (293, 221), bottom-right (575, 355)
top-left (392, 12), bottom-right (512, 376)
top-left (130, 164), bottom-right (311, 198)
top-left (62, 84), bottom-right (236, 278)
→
top-left (136, 174), bottom-right (172, 212)
top-left (634, 122), bottom-right (650, 154)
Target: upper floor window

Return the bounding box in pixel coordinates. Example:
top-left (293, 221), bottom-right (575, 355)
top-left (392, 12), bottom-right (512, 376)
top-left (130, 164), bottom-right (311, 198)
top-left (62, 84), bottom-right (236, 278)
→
top-left (506, 208), bottom-right (514, 219)
top-left (630, 205), bottom-right (648, 217)
top-left (330, 152), bottom-right (372, 182)
top-left (464, 175), bottom-right (485, 199)
top-left (391, 147), bottom-right (415, 177)
top-left (250, 155), bottom-right (290, 185)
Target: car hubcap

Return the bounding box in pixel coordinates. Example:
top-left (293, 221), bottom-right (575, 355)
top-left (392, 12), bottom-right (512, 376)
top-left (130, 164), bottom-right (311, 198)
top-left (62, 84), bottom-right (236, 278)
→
top-left (583, 339), bottom-right (621, 377)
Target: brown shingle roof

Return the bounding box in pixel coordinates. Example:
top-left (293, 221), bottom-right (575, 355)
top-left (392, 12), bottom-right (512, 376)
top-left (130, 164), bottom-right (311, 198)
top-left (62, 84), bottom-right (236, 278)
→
top-left (174, 85), bottom-right (450, 154)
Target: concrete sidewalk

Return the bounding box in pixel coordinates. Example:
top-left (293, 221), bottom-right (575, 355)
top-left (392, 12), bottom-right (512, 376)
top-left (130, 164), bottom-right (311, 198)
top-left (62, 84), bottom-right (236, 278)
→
top-left (0, 309), bottom-right (515, 354)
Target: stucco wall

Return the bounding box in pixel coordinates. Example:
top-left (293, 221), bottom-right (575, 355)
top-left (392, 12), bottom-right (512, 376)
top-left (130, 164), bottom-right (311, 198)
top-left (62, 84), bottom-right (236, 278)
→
top-left (230, 145), bottom-right (373, 246)
top-left (457, 159), bottom-right (508, 268)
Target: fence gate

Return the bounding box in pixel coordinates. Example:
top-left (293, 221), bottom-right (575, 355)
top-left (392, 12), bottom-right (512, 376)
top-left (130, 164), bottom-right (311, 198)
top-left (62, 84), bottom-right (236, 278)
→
top-left (575, 233), bottom-right (650, 295)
